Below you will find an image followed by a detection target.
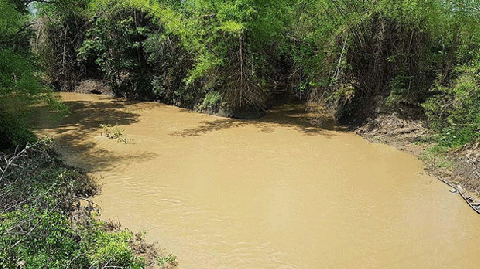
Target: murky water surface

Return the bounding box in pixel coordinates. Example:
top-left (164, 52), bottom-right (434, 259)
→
top-left (37, 93), bottom-right (480, 268)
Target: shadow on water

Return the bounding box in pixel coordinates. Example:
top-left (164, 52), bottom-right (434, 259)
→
top-left (171, 103), bottom-right (344, 138)
top-left (33, 98), bottom-right (157, 172)
top-left (34, 96), bottom-right (343, 170)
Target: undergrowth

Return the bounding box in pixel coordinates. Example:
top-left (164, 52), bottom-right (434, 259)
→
top-left (424, 65), bottom-right (480, 149)
top-left (0, 140), bottom-right (175, 268)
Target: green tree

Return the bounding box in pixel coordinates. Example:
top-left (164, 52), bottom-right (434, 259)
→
top-left (78, 1), bottom-right (157, 99)
top-left (286, 0), bottom-right (480, 123)
top-left (35, 0), bottom-right (90, 91)
top-left (0, 0), bottom-right (54, 149)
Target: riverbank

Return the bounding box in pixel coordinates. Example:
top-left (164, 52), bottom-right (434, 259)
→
top-left (0, 140), bottom-right (177, 268)
top-left (355, 113), bottom-right (480, 213)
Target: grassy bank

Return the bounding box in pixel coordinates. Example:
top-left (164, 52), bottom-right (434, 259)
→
top-left (0, 140), bottom-right (177, 268)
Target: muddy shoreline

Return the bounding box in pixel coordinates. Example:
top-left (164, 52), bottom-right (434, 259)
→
top-left (354, 113), bottom-right (480, 214)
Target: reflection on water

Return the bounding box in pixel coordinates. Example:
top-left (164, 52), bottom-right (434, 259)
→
top-left (37, 92), bottom-right (480, 268)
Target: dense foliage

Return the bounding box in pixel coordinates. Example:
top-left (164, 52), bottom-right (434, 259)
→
top-left (0, 141), bottom-right (154, 268)
top-left (35, 0), bottom-right (480, 139)
top-left (34, 0), bottom-right (89, 91)
top-left (2, 1), bottom-right (479, 144)
top-left (424, 64), bottom-right (480, 147)
top-left (0, 0), bottom-right (43, 149)
top-left (37, 0), bottom-right (296, 112)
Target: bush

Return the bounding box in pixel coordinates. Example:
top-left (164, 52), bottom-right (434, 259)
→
top-left (288, 0), bottom-right (480, 123)
top-left (0, 112), bottom-right (36, 150)
top-left (0, 141), bottom-right (159, 269)
top-left (0, 206), bottom-right (86, 268)
top-left (86, 228), bottom-right (144, 268)
top-left (423, 64), bottom-right (480, 147)
top-left (197, 90), bottom-right (223, 112)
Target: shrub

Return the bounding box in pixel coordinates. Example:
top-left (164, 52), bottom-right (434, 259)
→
top-left (0, 141), bottom-right (155, 269)
top-left (288, 0), bottom-right (480, 123)
top-left (86, 229), bottom-right (144, 268)
top-left (0, 111), bottom-right (36, 150)
top-left (423, 64), bottom-right (480, 147)
top-left (0, 206), bottom-right (87, 268)
top-left (197, 90), bottom-right (223, 112)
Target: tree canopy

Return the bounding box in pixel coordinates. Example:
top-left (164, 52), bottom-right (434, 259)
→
top-left (2, 0), bottom-right (480, 146)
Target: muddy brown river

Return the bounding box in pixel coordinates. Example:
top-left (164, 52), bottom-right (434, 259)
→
top-left (36, 92), bottom-right (480, 268)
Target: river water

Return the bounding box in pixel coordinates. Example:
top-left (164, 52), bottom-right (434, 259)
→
top-left (37, 93), bottom-right (480, 268)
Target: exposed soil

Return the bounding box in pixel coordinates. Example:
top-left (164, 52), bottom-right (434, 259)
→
top-left (355, 113), bottom-right (430, 156)
top-left (74, 79), bottom-right (113, 96)
top-left (355, 113), bottom-right (480, 213)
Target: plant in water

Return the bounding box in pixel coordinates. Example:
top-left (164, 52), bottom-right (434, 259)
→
top-left (157, 253), bottom-right (178, 268)
top-left (100, 123), bottom-right (128, 143)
